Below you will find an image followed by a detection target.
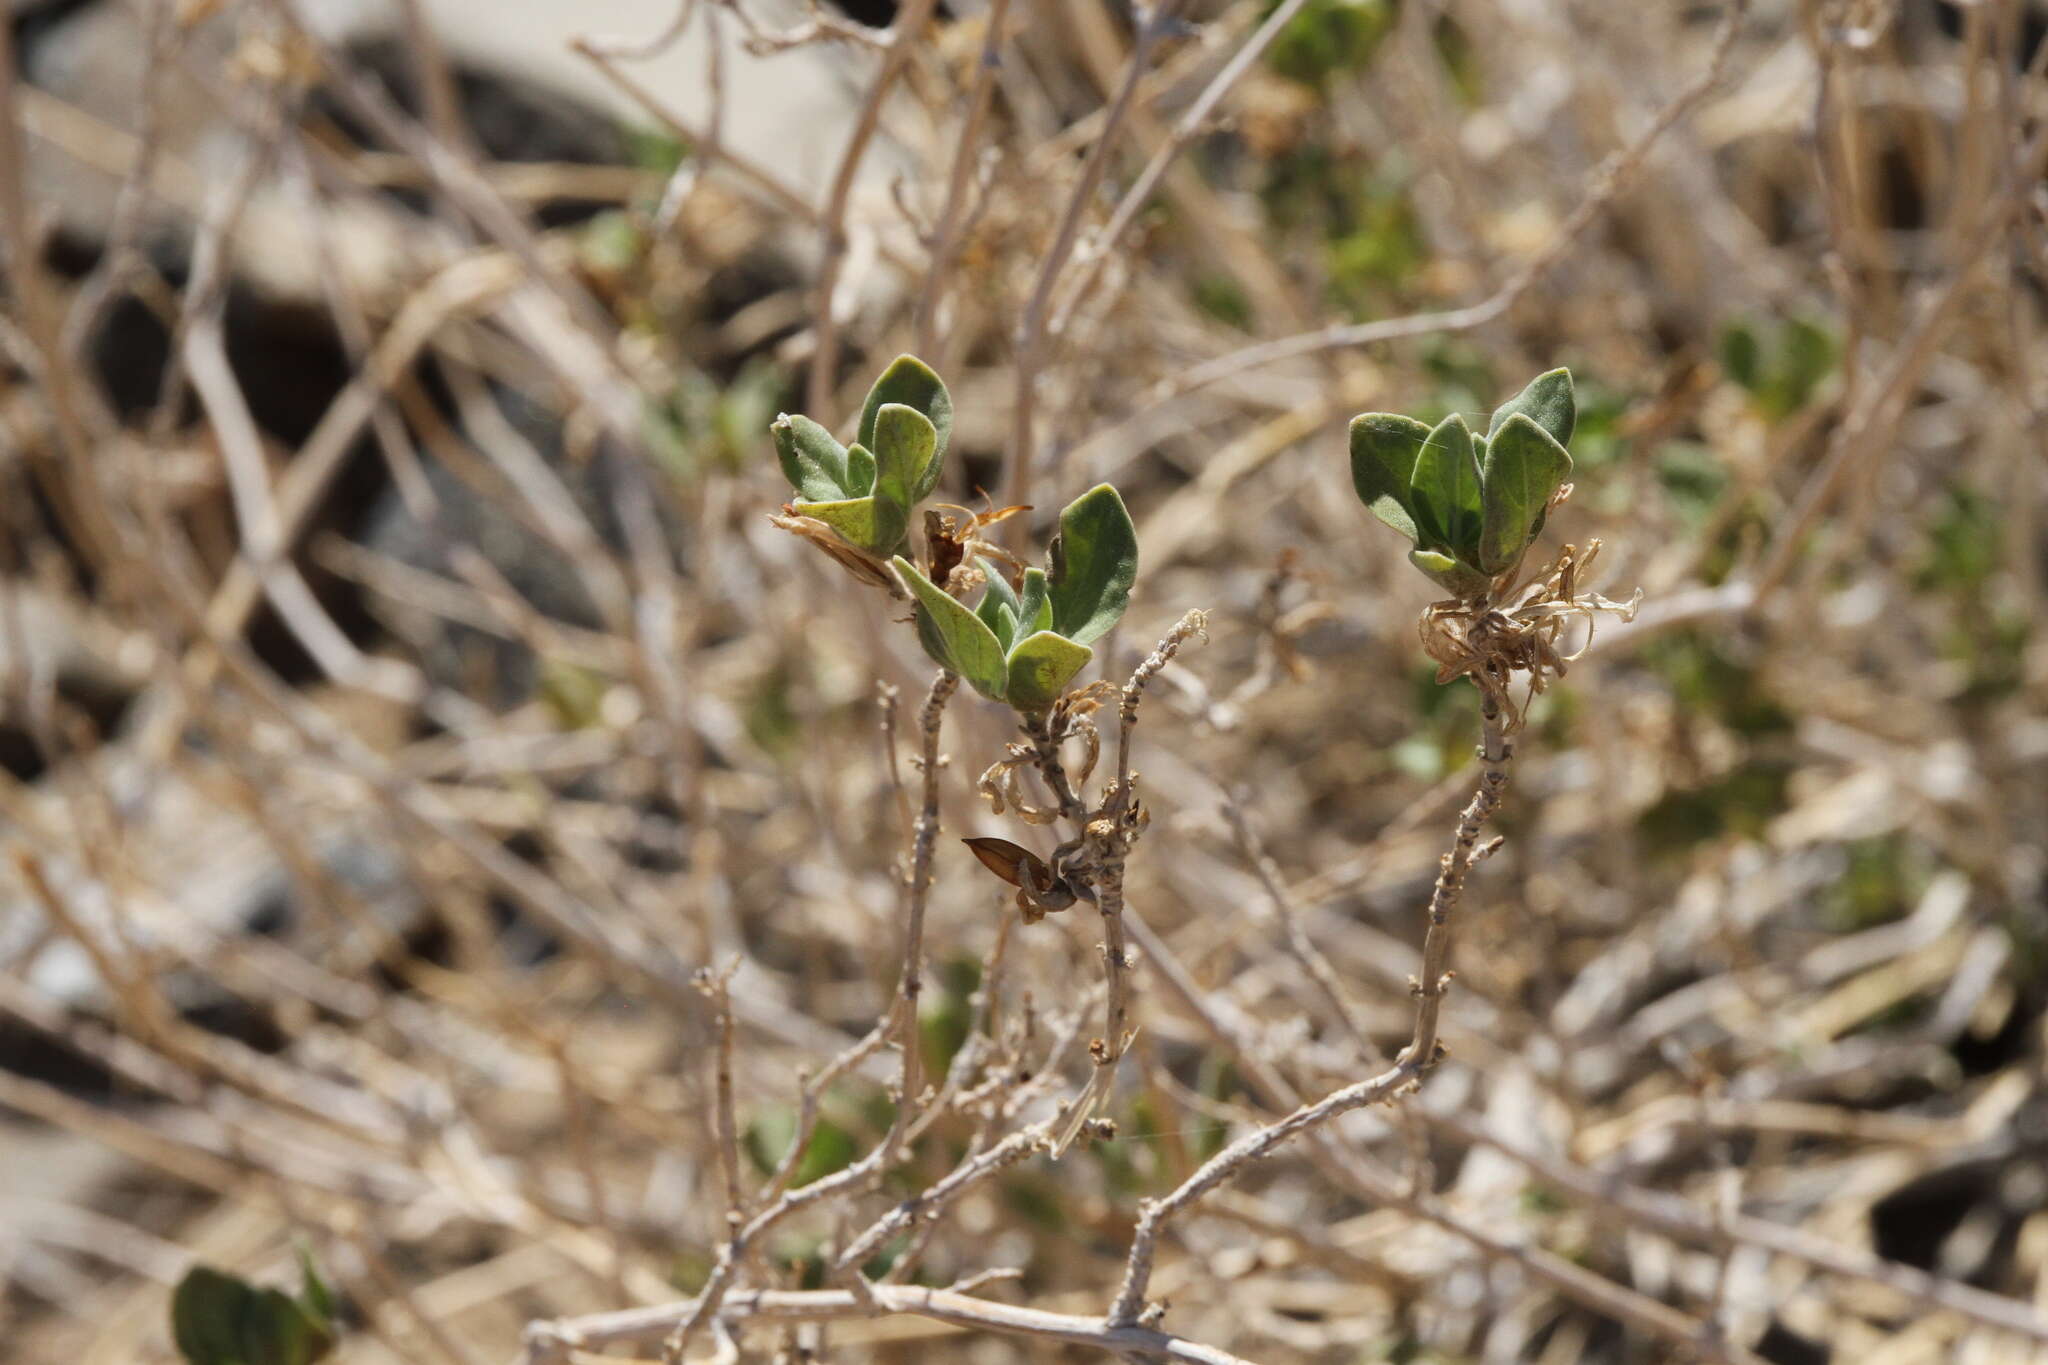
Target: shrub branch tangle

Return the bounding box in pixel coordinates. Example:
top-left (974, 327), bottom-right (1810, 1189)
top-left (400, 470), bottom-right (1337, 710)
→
top-left (16, 5), bottom-right (2046, 1361)
top-left (510, 363), bottom-right (1644, 1360)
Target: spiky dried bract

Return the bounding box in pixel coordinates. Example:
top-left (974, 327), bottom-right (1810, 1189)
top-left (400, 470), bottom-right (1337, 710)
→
top-left (1417, 539), bottom-right (1642, 731)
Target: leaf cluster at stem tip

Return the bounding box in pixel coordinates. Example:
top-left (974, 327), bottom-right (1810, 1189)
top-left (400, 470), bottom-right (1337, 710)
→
top-left (772, 355), bottom-right (954, 557)
top-left (892, 484), bottom-right (1138, 712)
top-left (1348, 368), bottom-right (1577, 597)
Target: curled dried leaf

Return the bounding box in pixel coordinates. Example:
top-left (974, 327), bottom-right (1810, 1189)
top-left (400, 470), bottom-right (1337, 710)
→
top-left (1418, 539), bottom-right (1641, 731)
top-left (769, 510), bottom-right (903, 594)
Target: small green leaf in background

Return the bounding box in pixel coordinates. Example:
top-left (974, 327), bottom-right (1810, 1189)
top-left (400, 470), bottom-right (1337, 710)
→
top-left (858, 356), bottom-right (953, 503)
top-left (1478, 413), bottom-right (1572, 575)
top-left (893, 557), bottom-right (1008, 700)
top-left (293, 1246), bottom-right (334, 1328)
top-left (1264, 0), bottom-right (1394, 87)
top-left (772, 414), bottom-right (850, 502)
top-left (1717, 323), bottom-right (1761, 392)
top-left (1005, 630), bottom-right (1095, 713)
top-left (1409, 413), bottom-right (1482, 557)
top-left (1486, 367), bottom-right (1576, 449)
top-left (744, 1109), bottom-right (858, 1189)
top-left (1717, 315), bottom-right (1836, 421)
top-left (1047, 484), bottom-right (1138, 646)
top-left (172, 1262), bottom-right (335, 1365)
top-left (1349, 412), bottom-right (1431, 542)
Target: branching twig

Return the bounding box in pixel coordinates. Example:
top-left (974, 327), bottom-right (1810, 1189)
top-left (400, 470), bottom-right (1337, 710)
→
top-left (1108, 615), bottom-right (1508, 1326)
top-left (805, 0), bottom-right (941, 414)
top-left (530, 1281), bottom-right (1259, 1365)
top-left (1005, 1), bottom-right (1185, 547)
top-left (1097, 0), bottom-right (1748, 425)
top-left (881, 669), bottom-right (959, 1162)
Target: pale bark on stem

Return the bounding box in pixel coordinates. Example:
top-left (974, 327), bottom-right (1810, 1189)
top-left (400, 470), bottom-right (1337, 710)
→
top-left (884, 669), bottom-right (960, 1162)
top-left (1408, 693), bottom-right (1510, 1072)
top-left (698, 967), bottom-right (743, 1229)
top-left (1022, 711), bottom-right (1124, 1076)
top-left (831, 1120), bottom-right (1039, 1274)
top-left (1109, 681), bottom-right (1511, 1326)
top-left (1030, 613), bottom-right (1207, 1152)
top-left (661, 676), bottom-right (953, 1360)
top-left (528, 1282), bottom-right (1258, 1365)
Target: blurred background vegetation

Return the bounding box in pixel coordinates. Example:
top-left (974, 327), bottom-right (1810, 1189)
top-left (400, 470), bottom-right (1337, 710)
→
top-left (2, 0), bottom-right (2046, 1362)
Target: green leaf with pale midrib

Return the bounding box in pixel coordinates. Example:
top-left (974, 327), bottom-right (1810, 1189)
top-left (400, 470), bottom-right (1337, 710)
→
top-left (1487, 367), bottom-right (1575, 449)
top-left (893, 556), bottom-right (1007, 699)
top-left (1047, 484), bottom-right (1138, 646)
top-left (1409, 413), bottom-right (1482, 558)
top-left (1005, 630), bottom-right (1093, 712)
top-left (1349, 412), bottom-right (1430, 542)
top-left (859, 356), bottom-right (953, 504)
top-left (1478, 413), bottom-right (1572, 575)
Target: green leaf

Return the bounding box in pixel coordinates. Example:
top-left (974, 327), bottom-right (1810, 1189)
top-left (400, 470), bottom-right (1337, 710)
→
top-left (174, 1268), bottom-right (253, 1365)
top-left (1778, 318), bottom-right (1836, 415)
top-left (742, 1109), bottom-right (857, 1189)
top-left (1409, 548), bottom-right (1490, 597)
top-left (773, 415), bottom-right (850, 502)
top-left (1409, 413), bottom-right (1482, 556)
top-left (794, 494), bottom-right (907, 557)
top-left (843, 443), bottom-right (876, 497)
top-left (975, 562), bottom-right (1022, 647)
top-left (1478, 413), bottom-right (1572, 574)
top-left (1348, 413), bottom-right (1430, 542)
top-left (869, 403), bottom-right (937, 510)
top-left (859, 356), bottom-right (952, 503)
top-left (1047, 484), bottom-right (1139, 646)
top-left (244, 1288), bottom-right (332, 1365)
top-left (1005, 630), bottom-right (1094, 712)
top-left (1015, 567), bottom-right (1052, 638)
top-left (1717, 324), bottom-right (1760, 392)
top-left (293, 1247), bottom-right (335, 1330)
top-left (1486, 367), bottom-right (1575, 449)
top-left (172, 1266), bottom-right (335, 1365)
top-left (893, 557), bottom-right (1007, 700)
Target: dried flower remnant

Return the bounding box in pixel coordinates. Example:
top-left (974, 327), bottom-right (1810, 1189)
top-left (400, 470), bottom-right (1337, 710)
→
top-left (893, 483), bottom-right (1139, 712)
top-left (1419, 537), bottom-right (1642, 731)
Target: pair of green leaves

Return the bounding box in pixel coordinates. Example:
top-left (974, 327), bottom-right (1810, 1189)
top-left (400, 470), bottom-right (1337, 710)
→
top-left (1349, 368), bottom-right (1576, 596)
top-left (772, 355), bottom-right (953, 556)
top-left (892, 484), bottom-right (1138, 712)
top-left (171, 1254), bottom-right (335, 1365)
